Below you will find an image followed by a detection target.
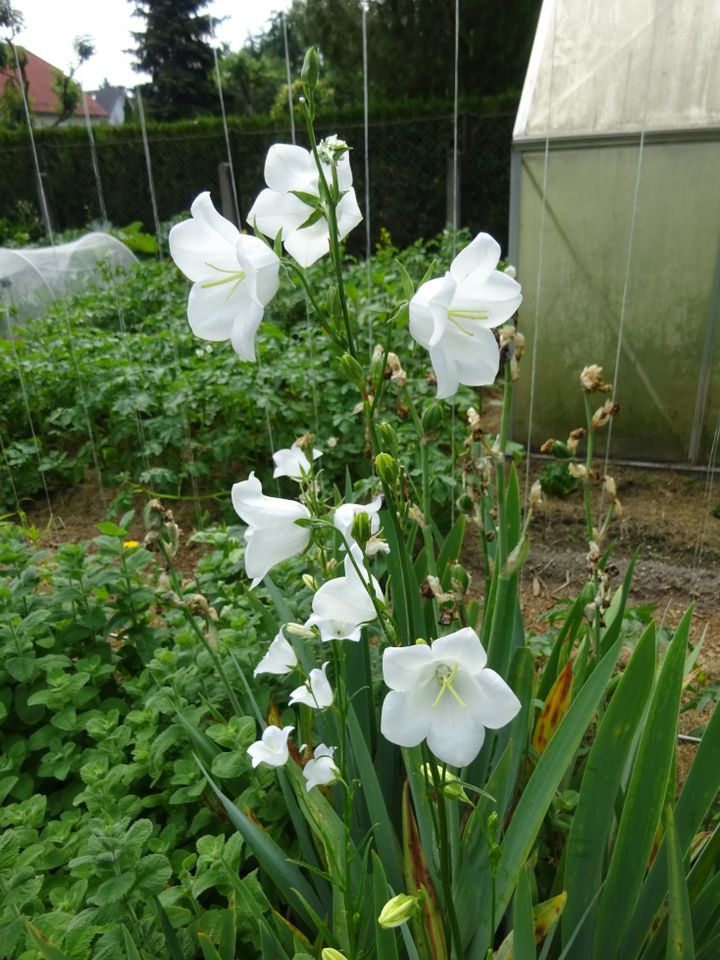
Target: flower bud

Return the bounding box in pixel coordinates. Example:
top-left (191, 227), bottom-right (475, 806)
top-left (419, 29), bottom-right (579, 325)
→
top-left (321, 950), bottom-right (349, 960)
top-left (378, 892), bottom-right (420, 929)
top-left (339, 352), bottom-right (365, 391)
top-left (376, 421), bottom-right (399, 457)
top-left (451, 563), bottom-right (470, 593)
top-left (302, 573), bottom-right (319, 592)
top-left (301, 47), bottom-right (319, 102)
top-left (422, 402), bottom-right (443, 433)
top-left (350, 510), bottom-right (372, 549)
top-left (285, 621), bottom-right (315, 638)
top-left (375, 452), bottom-right (399, 485)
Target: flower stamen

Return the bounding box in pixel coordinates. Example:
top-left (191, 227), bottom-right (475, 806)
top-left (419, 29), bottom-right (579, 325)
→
top-left (432, 662), bottom-right (468, 709)
top-left (447, 307), bottom-right (489, 336)
top-left (201, 263), bottom-right (247, 298)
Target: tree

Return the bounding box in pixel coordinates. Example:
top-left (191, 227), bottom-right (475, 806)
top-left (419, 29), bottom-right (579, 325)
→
top-left (250, 0), bottom-right (542, 109)
top-left (51, 35), bottom-right (95, 126)
top-left (0, 0), bottom-right (27, 128)
top-left (130, 0), bottom-right (217, 121)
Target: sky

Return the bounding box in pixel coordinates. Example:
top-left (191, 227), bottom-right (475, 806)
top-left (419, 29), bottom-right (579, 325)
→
top-left (12, 0), bottom-right (293, 91)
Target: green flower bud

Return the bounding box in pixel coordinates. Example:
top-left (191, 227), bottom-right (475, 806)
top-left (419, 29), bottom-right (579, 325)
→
top-left (376, 421), bottom-right (399, 457)
top-left (451, 563), bottom-right (470, 593)
top-left (351, 510), bottom-right (372, 548)
top-left (375, 452), bottom-right (399, 485)
top-left (378, 892), bottom-right (420, 929)
top-left (321, 950), bottom-right (349, 960)
top-left (301, 47), bottom-right (319, 102)
top-left (421, 402), bottom-right (443, 433)
top-left (339, 352), bottom-right (365, 391)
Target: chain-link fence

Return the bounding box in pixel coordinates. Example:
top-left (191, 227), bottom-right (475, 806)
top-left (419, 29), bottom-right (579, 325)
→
top-left (1, 111), bottom-right (515, 253)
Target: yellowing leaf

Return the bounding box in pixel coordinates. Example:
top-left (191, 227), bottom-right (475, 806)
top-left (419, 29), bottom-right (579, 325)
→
top-left (532, 661), bottom-right (574, 754)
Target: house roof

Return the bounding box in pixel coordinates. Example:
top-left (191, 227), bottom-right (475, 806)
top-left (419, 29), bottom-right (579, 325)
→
top-left (90, 85), bottom-right (125, 116)
top-left (0, 48), bottom-right (107, 118)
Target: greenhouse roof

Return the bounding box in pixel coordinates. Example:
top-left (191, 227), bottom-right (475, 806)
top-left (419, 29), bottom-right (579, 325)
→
top-left (514, 0), bottom-right (720, 143)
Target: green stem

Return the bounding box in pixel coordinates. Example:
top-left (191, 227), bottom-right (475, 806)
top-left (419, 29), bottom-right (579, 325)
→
top-left (582, 392), bottom-right (595, 541)
top-left (303, 109), bottom-right (357, 358)
top-left (427, 762), bottom-right (463, 958)
top-left (494, 363), bottom-right (513, 566)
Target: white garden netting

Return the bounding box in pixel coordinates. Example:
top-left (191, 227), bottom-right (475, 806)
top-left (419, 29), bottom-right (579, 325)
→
top-left (0, 232), bottom-right (139, 331)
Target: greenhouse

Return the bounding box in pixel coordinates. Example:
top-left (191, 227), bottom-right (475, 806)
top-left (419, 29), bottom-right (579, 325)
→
top-left (0, 231), bottom-right (138, 331)
top-left (510, 0), bottom-right (720, 463)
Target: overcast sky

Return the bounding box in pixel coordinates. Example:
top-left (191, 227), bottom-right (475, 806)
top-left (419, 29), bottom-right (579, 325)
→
top-left (13, 0), bottom-right (293, 90)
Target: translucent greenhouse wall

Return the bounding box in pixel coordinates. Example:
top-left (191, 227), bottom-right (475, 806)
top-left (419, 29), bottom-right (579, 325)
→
top-left (510, 0), bottom-right (720, 464)
top-left (511, 138), bottom-right (720, 463)
top-left (0, 233), bottom-right (138, 333)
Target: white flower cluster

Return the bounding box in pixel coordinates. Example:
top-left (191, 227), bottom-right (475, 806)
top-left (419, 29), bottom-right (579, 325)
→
top-left (167, 136), bottom-right (523, 781)
top-left (168, 142), bottom-right (521, 402)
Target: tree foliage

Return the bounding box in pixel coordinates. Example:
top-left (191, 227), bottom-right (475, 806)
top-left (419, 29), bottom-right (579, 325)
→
top-left (51, 35), bottom-right (95, 127)
top-left (130, 0), bottom-right (217, 121)
top-left (244, 0), bottom-right (542, 109)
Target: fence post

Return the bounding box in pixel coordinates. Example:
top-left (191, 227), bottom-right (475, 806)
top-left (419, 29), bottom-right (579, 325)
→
top-left (218, 162), bottom-right (239, 227)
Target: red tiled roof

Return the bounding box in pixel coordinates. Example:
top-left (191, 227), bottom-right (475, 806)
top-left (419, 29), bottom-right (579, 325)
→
top-left (0, 48), bottom-right (107, 118)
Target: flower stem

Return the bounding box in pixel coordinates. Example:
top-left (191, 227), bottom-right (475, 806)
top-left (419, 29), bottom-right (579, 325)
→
top-left (427, 761), bottom-right (463, 958)
top-left (582, 392), bottom-right (595, 541)
top-left (302, 108), bottom-right (357, 358)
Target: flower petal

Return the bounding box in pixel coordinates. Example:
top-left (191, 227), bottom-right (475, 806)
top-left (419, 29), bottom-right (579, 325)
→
top-left (284, 216), bottom-right (332, 268)
top-left (190, 191), bottom-right (242, 247)
top-left (264, 143), bottom-right (318, 194)
top-left (426, 693), bottom-right (486, 767)
top-left (244, 517), bottom-right (310, 586)
top-left (453, 270), bottom-right (523, 328)
top-left (449, 232), bottom-right (500, 285)
top-left (236, 233), bottom-right (280, 306)
top-left (169, 215), bottom-right (237, 283)
top-left (186, 282), bottom-right (238, 341)
top-left (431, 628), bottom-right (488, 674)
top-left (382, 644), bottom-right (434, 692)
top-left (247, 187), bottom-right (309, 241)
top-left (380, 688), bottom-right (432, 748)
top-left (336, 188), bottom-right (363, 240)
top-left (230, 298), bottom-right (264, 362)
top-left (467, 668), bottom-right (521, 729)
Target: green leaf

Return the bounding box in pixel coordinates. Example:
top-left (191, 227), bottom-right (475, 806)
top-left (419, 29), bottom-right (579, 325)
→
top-left (196, 759), bottom-right (325, 929)
top-left (121, 924), bottom-right (143, 960)
top-left (593, 609), bottom-right (690, 960)
top-left (562, 621), bottom-right (656, 954)
top-left (468, 630), bottom-right (625, 958)
top-left (620, 691), bottom-right (720, 959)
top-left (665, 805), bottom-right (695, 960)
top-left (371, 852), bottom-right (400, 960)
top-left (26, 923), bottom-right (70, 960)
top-left (346, 706), bottom-right (403, 893)
top-left (289, 189), bottom-right (323, 210)
top-left (513, 862), bottom-right (537, 960)
top-left (96, 521), bottom-right (128, 537)
top-left (394, 258), bottom-right (415, 300)
top-left (89, 871), bottom-right (136, 906)
top-left (211, 751), bottom-right (247, 779)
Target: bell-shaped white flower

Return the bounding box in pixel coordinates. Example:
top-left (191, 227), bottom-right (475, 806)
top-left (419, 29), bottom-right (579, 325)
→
top-left (333, 496), bottom-right (383, 550)
top-left (247, 142), bottom-right (362, 268)
top-left (168, 192), bottom-right (280, 361)
top-left (305, 547), bottom-right (382, 643)
top-left (380, 627), bottom-right (521, 768)
top-left (289, 662), bottom-right (334, 709)
top-left (272, 445), bottom-right (322, 480)
top-left (302, 743), bottom-right (339, 791)
top-left (247, 724), bottom-right (293, 768)
top-left (254, 630), bottom-right (298, 677)
top-left (231, 471), bottom-right (311, 588)
top-left (409, 233), bottom-right (523, 400)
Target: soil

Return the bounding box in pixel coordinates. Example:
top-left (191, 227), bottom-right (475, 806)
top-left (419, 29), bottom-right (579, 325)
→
top-left (23, 459), bottom-right (720, 781)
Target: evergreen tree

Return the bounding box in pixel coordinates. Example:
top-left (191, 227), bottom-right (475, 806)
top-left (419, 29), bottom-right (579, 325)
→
top-left (130, 0), bottom-right (217, 120)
